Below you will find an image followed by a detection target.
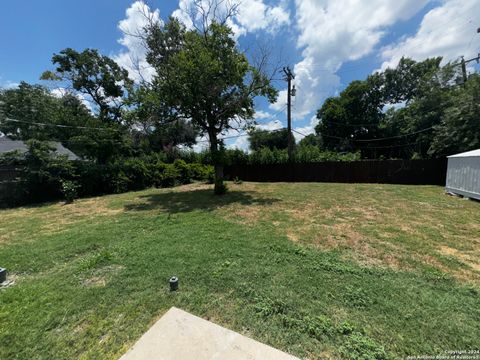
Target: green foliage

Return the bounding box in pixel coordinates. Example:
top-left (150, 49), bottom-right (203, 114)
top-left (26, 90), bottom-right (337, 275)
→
top-left (248, 146), bottom-right (360, 165)
top-left (42, 48), bottom-right (133, 122)
top-left (144, 16), bottom-right (277, 194)
top-left (314, 57), bottom-right (470, 159)
top-left (254, 295), bottom-right (289, 317)
top-left (0, 82), bottom-right (131, 163)
top-left (344, 286), bottom-right (373, 308)
top-left (248, 128), bottom-right (292, 151)
top-left (78, 250), bottom-right (114, 271)
top-left (249, 147), bottom-right (289, 164)
top-left (0, 149), bottom-right (214, 207)
top-left (298, 133), bottom-right (323, 148)
top-left (60, 180), bottom-right (79, 204)
top-left (429, 73), bottom-right (480, 156)
top-left (159, 163), bottom-right (180, 188)
top-left (341, 332), bottom-right (386, 360)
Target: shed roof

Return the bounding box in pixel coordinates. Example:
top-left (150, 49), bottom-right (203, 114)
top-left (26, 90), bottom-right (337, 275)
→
top-left (447, 149), bottom-right (480, 158)
top-left (0, 137), bottom-right (80, 160)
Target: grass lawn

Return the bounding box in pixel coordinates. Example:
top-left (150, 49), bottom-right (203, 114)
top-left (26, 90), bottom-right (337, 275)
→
top-left (0, 182), bottom-right (479, 359)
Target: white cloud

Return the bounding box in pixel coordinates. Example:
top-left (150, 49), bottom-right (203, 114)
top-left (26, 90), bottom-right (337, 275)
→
top-left (257, 120), bottom-right (283, 131)
top-left (172, 0), bottom-right (290, 37)
top-left (271, 0), bottom-right (431, 120)
top-left (293, 115), bottom-right (318, 142)
top-left (228, 135), bottom-right (250, 151)
top-left (0, 78), bottom-right (19, 90)
top-left (113, 1), bottom-right (161, 83)
top-left (50, 87), bottom-right (94, 112)
top-left (254, 110), bottom-right (273, 119)
top-left (379, 0), bottom-right (480, 70)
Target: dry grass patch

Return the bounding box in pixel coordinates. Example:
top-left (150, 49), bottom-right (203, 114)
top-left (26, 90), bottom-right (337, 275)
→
top-left (439, 246), bottom-right (480, 272)
top-left (219, 183), bottom-right (480, 284)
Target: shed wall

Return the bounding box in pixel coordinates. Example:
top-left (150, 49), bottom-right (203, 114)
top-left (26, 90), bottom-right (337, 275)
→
top-left (446, 157), bottom-right (480, 200)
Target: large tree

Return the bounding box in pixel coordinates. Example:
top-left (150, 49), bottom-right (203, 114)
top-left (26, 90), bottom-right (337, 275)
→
top-left (315, 57), bottom-right (455, 159)
top-left (144, 12), bottom-right (277, 194)
top-left (0, 82), bottom-right (131, 163)
top-left (126, 85), bottom-right (199, 154)
top-left (248, 128), bottom-right (291, 151)
top-left (429, 73), bottom-right (480, 156)
top-left (316, 76), bottom-right (384, 154)
top-left (41, 48), bottom-right (133, 122)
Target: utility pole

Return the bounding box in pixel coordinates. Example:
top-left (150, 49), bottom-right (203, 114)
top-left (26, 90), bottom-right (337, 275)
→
top-left (458, 28), bottom-right (480, 84)
top-left (283, 67), bottom-right (295, 162)
top-left (458, 54), bottom-right (480, 84)
top-left (461, 56), bottom-right (468, 84)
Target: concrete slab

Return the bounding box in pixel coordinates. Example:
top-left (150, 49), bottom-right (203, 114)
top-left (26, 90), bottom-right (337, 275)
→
top-left (119, 307), bottom-right (299, 360)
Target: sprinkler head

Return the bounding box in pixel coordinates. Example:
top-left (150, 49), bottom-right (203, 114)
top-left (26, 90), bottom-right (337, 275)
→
top-left (169, 276), bottom-right (179, 291)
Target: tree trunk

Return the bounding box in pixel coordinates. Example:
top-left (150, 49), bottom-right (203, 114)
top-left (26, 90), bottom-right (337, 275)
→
top-left (214, 163), bottom-right (225, 195)
top-left (209, 130), bottom-right (226, 195)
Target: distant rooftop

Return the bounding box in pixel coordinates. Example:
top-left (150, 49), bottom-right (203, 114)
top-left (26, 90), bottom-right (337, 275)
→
top-left (0, 137), bottom-right (80, 161)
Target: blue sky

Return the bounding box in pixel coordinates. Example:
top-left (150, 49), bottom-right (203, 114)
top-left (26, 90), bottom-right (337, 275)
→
top-left (1, 0), bottom-right (479, 150)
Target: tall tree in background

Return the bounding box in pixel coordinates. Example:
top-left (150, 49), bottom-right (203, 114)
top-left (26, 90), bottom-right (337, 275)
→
top-left (41, 49), bottom-right (138, 162)
top-left (0, 82), bottom-right (63, 140)
top-left (126, 85), bottom-right (199, 153)
top-left (315, 57), bottom-right (457, 159)
top-left (248, 128), bottom-right (291, 151)
top-left (144, 5), bottom-right (277, 194)
top-left (429, 73), bottom-right (480, 156)
top-left (316, 75), bottom-right (384, 154)
top-left (0, 82), bottom-right (130, 163)
top-left (41, 48), bottom-right (133, 122)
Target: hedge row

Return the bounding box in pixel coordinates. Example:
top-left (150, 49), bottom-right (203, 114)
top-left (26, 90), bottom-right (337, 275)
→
top-left (164, 146), bottom-right (361, 165)
top-left (0, 156), bottom-right (213, 208)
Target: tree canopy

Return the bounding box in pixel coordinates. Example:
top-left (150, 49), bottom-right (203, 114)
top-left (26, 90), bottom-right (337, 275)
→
top-left (314, 57), bottom-right (475, 159)
top-left (144, 15), bottom-right (277, 193)
top-left (248, 128), bottom-right (291, 151)
top-left (41, 48), bottom-right (133, 122)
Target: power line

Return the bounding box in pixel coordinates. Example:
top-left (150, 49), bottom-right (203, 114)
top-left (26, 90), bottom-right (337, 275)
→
top-left (350, 127), bottom-right (434, 142)
top-left (361, 140), bottom-right (429, 150)
top-left (293, 129), bottom-right (428, 150)
top-left (196, 127), bottom-right (286, 144)
top-left (295, 126), bottom-right (434, 142)
top-left (254, 105), bottom-right (287, 124)
top-left (1, 117), bottom-right (120, 132)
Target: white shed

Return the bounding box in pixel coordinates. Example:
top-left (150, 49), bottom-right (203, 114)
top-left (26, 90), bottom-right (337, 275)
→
top-left (446, 149), bottom-right (480, 200)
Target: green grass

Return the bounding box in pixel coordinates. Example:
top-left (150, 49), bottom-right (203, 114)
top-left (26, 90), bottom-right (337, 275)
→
top-left (0, 182), bottom-right (479, 359)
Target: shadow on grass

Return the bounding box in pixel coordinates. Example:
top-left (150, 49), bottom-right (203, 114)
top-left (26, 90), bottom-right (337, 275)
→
top-left (124, 188), bottom-right (281, 214)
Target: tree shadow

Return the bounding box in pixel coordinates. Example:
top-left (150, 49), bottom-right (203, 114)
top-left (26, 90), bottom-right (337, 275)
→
top-left (124, 188), bottom-right (281, 214)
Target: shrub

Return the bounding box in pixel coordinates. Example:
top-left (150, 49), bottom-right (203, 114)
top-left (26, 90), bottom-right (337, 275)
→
top-left (61, 180), bottom-right (79, 204)
top-left (173, 159), bottom-right (193, 184)
top-left (160, 163), bottom-right (180, 187)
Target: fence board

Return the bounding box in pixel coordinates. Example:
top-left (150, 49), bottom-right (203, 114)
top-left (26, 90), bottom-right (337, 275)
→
top-left (224, 159), bottom-right (447, 185)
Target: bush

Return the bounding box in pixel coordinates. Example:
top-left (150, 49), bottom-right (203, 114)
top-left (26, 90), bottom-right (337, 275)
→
top-left (1, 147), bottom-right (214, 208)
top-left (160, 163), bottom-right (180, 187)
top-left (61, 180), bottom-right (79, 204)
top-left (173, 159), bottom-right (193, 184)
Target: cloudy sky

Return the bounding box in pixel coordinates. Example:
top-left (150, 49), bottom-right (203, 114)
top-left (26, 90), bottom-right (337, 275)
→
top-left (1, 0), bottom-right (479, 150)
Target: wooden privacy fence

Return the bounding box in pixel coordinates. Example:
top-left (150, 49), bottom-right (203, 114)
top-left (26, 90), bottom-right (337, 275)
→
top-left (0, 167), bottom-right (22, 182)
top-left (224, 159), bottom-right (448, 185)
